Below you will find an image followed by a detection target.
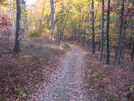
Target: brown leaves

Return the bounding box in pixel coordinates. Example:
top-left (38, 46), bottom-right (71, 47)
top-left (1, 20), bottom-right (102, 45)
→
top-left (0, 41), bottom-right (67, 100)
top-left (0, 15), bottom-right (12, 40)
top-left (84, 49), bottom-right (134, 100)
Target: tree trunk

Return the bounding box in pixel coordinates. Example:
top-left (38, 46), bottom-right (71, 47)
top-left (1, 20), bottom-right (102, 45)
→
top-left (99, 0), bottom-right (104, 60)
top-left (77, 25), bottom-right (81, 44)
top-left (39, 0), bottom-right (46, 29)
top-left (106, 0), bottom-right (110, 64)
top-left (9, 0), bottom-right (15, 40)
top-left (131, 38), bottom-right (134, 61)
top-left (117, 0), bottom-right (124, 65)
top-left (91, 0), bottom-right (95, 53)
top-left (56, 25), bottom-right (59, 43)
top-left (82, 26), bottom-right (86, 46)
top-left (50, 0), bottom-right (55, 41)
top-left (13, 0), bottom-right (21, 54)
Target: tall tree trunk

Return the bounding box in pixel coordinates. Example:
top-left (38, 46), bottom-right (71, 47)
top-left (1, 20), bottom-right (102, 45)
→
top-left (91, 0), bottom-right (95, 53)
top-left (50, 0), bottom-right (55, 41)
top-left (106, 0), bottom-right (110, 64)
top-left (9, 0), bottom-right (15, 40)
top-left (99, 0), bottom-right (104, 60)
top-left (77, 25), bottom-right (81, 44)
top-left (117, 0), bottom-right (124, 65)
top-left (131, 38), bottom-right (134, 61)
top-left (82, 26), bottom-right (86, 46)
top-left (13, 0), bottom-right (21, 54)
top-left (39, 0), bottom-right (46, 29)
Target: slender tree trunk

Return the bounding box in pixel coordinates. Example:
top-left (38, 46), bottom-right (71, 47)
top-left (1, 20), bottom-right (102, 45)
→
top-left (82, 26), bottom-right (86, 46)
top-left (131, 38), bottom-right (134, 60)
top-left (106, 0), bottom-right (110, 64)
top-left (117, 0), bottom-right (124, 65)
top-left (115, 46), bottom-right (118, 61)
top-left (58, 13), bottom-right (68, 44)
top-left (99, 0), bottom-right (104, 60)
top-left (77, 25), bottom-right (81, 44)
top-left (50, 0), bottom-right (55, 41)
top-left (13, 0), bottom-right (21, 54)
top-left (39, 0), bottom-right (46, 29)
top-left (9, 0), bottom-right (15, 40)
top-left (56, 25), bottom-right (59, 42)
top-left (91, 0), bottom-right (95, 53)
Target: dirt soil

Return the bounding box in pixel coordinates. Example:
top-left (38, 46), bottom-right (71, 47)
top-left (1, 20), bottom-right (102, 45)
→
top-left (30, 44), bottom-right (88, 101)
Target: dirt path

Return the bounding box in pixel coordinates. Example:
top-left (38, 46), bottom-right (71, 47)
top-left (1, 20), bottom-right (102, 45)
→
top-left (31, 44), bottom-right (88, 101)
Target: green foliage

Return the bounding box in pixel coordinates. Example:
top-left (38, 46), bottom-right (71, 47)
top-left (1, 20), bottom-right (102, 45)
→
top-left (16, 89), bottom-right (27, 98)
top-left (29, 29), bottom-right (41, 37)
top-left (0, 0), bottom-right (9, 5)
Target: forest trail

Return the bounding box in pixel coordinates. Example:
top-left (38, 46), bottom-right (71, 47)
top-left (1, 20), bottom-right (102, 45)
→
top-left (31, 44), bottom-right (88, 101)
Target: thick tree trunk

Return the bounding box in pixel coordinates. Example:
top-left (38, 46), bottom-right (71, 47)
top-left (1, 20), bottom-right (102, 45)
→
top-left (13, 0), bottom-right (21, 54)
top-left (91, 0), bottom-right (95, 53)
top-left (117, 0), bottom-right (124, 65)
top-left (106, 0), bottom-right (110, 64)
top-left (99, 0), bottom-right (104, 60)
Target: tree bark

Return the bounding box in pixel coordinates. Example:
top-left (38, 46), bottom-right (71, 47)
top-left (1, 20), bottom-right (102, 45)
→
top-left (50, 0), bottom-right (55, 41)
top-left (77, 25), bottom-right (81, 44)
top-left (117, 0), bottom-right (124, 65)
top-left (91, 0), bottom-right (95, 53)
top-left (131, 38), bottom-right (134, 61)
top-left (106, 0), bottom-right (110, 64)
top-left (13, 0), bottom-right (21, 54)
top-left (99, 0), bottom-right (104, 60)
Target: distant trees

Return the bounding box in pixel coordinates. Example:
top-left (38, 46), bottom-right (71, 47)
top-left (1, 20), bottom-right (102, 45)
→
top-left (60, 0), bottom-right (134, 65)
top-left (1, 0), bottom-right (134, 64)
top-left (116, 0), bottom-right (125, 65)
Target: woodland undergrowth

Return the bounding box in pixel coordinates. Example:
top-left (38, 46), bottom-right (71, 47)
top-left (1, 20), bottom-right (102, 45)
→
top-left (83, 45), bottom-right (134, 101)
top-left (0, 40), bottom-right (68, 101)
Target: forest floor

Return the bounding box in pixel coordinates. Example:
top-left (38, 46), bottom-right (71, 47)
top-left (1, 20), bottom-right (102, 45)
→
top-left (0, 41), bottom-right (134, 101)
top-left (29, 42), bottom-right (134, 101)
top-left (30, 43), bottom-right (89, 101)
top-left (0, 41), bottom-right (69, 101)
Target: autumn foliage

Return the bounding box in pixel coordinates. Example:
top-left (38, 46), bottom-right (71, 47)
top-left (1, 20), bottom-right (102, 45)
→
top-left (0, 0), bottom-right (134, 100)
top-left (84, 49), bottom-right (134, 100)
top-left (0, 42), bottom-right (68, 100)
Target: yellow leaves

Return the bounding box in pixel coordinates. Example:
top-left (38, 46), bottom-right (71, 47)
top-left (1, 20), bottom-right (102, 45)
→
top-left (109, 33), bottom-right (118, 46)
top-left (72, 0), bottom-right (88, 4)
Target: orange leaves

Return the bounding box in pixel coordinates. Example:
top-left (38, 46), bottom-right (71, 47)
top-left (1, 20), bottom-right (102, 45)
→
top-left (0, 15), bottom-right (10, 26)
top-left (0, 15), bottom-right (12, 39)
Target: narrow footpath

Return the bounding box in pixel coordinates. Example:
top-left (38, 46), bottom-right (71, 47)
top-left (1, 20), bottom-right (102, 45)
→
top-left (31, 44), bottom-right (88, 101)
